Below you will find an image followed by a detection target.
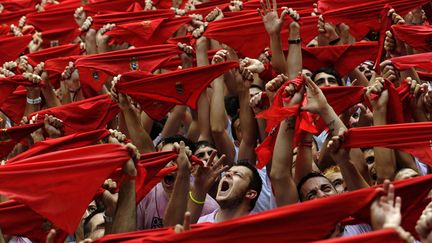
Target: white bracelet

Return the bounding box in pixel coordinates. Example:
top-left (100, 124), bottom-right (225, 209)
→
top-left (26, 97), bottom-right (42, 105)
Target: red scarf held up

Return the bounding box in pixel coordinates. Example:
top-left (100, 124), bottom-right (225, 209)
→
top-left (26, 43), bottom-right (82, 66)
top-left (0, 87), bottom-right (26, 124)
top-left (105, 16), bottom-right (192, 47)
top-left (318, 0), bottom-right (430, 15)
top-left (84, 0), bottom-right (144, 16)
top-left (0, 199), bottom-right (68, 243)
top-left (26, 6), bottom-right (78, 31)
top-left (74, 44), bottom-right (180, 92)
top-left (0, 75), bottom-right (34, 106)
top-left (242, 0), bottom-right (315, 11)
top-left (92, 9), bottom-right (175, 29)
top-left (391, 24), bottom-right (432, 52)
top-left (301, 41), bottom-right (379, 76)
top-left (0, 8), bottom-right (35, 26)
top-left (39, 27), bottom-right (81, 49)
top-left (203, 11), bottom-right (318, 58)
top-left (0, 144), bottom-right (131, 233)
top-left (44, 55), bottom-right (81, 87)
top-left (343, 121), bottom-right (432, 165)
top-left (390, 52), bottom-right (432, 72)
top-left (96, 175), bottom-right (432, 242)
top-left (0, 35), bottom-right (32, 65)
top-left (29, 94), bottom-right (120, 135)
top-left (7, 129), bottom-right (110, 163)
top-left (116, 61), bottom-right (239, 120)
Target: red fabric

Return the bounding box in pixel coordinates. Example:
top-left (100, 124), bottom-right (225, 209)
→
top-left (26, 7), bottom-right (78, 31)
top-left (96, 175), bottom-right (432, 242)
top-left (392, 24), bottom-right (432, 52)
top-left (0, 200), bottom-right (68, 243)
top-left (105, 17), bottom-right (191, 47)
top-left (243, 0), bottom-right (315, 11)
top-left (203, 11), bottom-right (318, 58)
top-left (26, 44), bottom-right (82, 66)
top-left (396, 79), bottom-right (414, 122)
top-left (0, 75), bottom-right (33, 106)
top-left (418, 71), bottom-right (432, 81)
top-left (344, 121), bottom-right (432, 165)
top-left (0, 0), bottom-right (38, 12)
top-left (256, 83), bottom-right (366, 169)
top-left (313, 229), bottom-right (403, 243)
top-left (39, 27), bottom-right (81, 49)
top-left (44, 55), bottom-right (81, 87)
top-left (8, 129), bottom-right (110, 163)
top-left (29, 94), bottom-right (120, 135)
top-left (302, 41), bottom-right (379, 76)
top-left (187, 4), bottom-right (230, 17)
top-left (116, 61), bottom-right (239, 120)
top-left (391, 52), bottom-right (432, 72)
top-left (92, 10), bottom-right (174, 29)
top-left (0, 144), bottom-right (131, 233)
top-left (84, 0), bottom-right (144, 16)
top-left (0, 87), bottom-right (27, 124)
top-left (0, 122), bottom-right (44, 159)
top-left (0, 8), bottom-right (34, 26)
top-left (74, 44), bottom-right (180, 92)
top-left (0, 35), bottom-right (32, 65)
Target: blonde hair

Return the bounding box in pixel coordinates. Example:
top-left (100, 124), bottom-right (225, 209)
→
top-left (324, 165), bottom-right (341, 177)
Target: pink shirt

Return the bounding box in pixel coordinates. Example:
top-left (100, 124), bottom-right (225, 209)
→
top-left (137, 183), bottom-right (219, 229)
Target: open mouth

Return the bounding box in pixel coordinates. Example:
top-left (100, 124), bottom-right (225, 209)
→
top-left (221, 180), bottom-right (230, 192)
top-left (164, 174), bottom-right (175, 186)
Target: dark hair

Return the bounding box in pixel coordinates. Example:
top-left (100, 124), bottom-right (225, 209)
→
top-left (311, 67), bottom-right (343, 86)
top-left (150, 119), bottom-right (165, 140)
top-left (235, 160), bottom-right (262, 211)
top-left (224, 96), bottom-right (240, 118)
top-left (297, 171), bottom-right (333, 202)
top-left (156, 134), bottom-right (196, 153)
top-left (231, 113), bottom-right (239, 141)
top-left (194, 140), bottom-right (216, 151)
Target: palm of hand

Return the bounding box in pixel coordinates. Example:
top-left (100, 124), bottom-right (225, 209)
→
top-left (263, 12), bottom-right (282, 34)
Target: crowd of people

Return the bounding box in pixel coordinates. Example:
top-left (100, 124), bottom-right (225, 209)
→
top-left (0, 0), bottom-right (431, 242)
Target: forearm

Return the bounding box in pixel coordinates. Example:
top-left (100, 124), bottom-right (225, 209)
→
top-left (349, 68), bottom-right (369, 86)
top-left (24, 90), bottom-right (41, 116)
top-left (210, 76), bottom-right (228, 133)
top-left (287, 27), bottom-right (302, 80)
top-left (41, 81), bottom-right (61, 107)
top-left (161, 106), bottom-right (187, 138)
top-left (164, 168), bottom-right (190, 227)
top-left (294, 134), bottom-right (313, 184)
top-left (187, 185), bottom-right (207, 224)
top-left (197, 91), bottom-right (212, 142)
top-left (60, 81), bottom-right (72, 104)
top-left (140, 111), bottom-right (154, 134)
top-left (373, 110), bottom-right (396, 182)
top-left (337, 159), bottom-right (369, 190)
top-left (400, 68), bottom-right (421, 83)
top-left (319, 105), bottom-right (347, 136)
top-left (237, 85), bottom-right (257, 162)
top-left (270, 118), bottom-right (298, 206)
top-left (111, 180), bottom-right (136, 233)
top-left (122, 108), bottom-right (155, 153)
top-left (270, 34), bottom-right (288, 75)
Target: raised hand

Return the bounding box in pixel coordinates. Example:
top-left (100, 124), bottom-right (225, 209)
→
top-left (28, 32), bottom-right (43, 53)
top-left (206, 7), bottom-right (224, 22)
top-left (174, 212), bottom-right (191, 233)
top-left (380, 60), bottom-right (398, 84)
top-left (194, 151), bottom-right (228, 193)
top-left (74, 7), bottom-right (87, 27)
top-left (258, 0), bottom-right (288, 35)
top-left (416, 201), bottom-right (432, 243)
top-left (111, 75), bottom-right (133, 111)
top-left (240, 57), bottom-right (265, 74)
top-left (365, 77), bottom-right (388, 112)
top-left (211, 49), bottom-right (229, 64)
top-left (229, 0), bottom-right (243, 12)
top-left (173, 141), bottom-right (192, 171)
top-left (96, 23), bottom-right (115, 53)
top-left (107, 129), bottom-right (127, 144)
top-left (144, 0), bottom-right (156, 10)
top-left (80, 16), bottom-right (93, 32)
top-left (317, 15), bottom-right (339, 44)
top-left (370, 180), bottom-right (402, 230)
top-left (327, 128), bottom-right (350, 164)
top-left (44, 114), bottom-right (63, 138)
top-left (301, 75), bottom-right (329, 114)
top-left (388, 9), bottom-right (405, 25)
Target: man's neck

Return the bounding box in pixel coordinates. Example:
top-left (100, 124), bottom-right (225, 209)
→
top-left (215, 203), bottom-right (250, 222)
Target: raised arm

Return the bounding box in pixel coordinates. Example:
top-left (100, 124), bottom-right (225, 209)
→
top-left (209, 50), bottom-right (235, 165)
top-left (163, 141), bottom-right (191, 227)
top-left (260, 0), bottom-right (288, 74)
top-left (366, 77), bottom-right (396, 183)
top-left (111, 144), bottom-right (139, 233)
top-left (111, 77), bottom-right (155, 153)
top-left (269, 81), bottom-right (304, 206)
top-left (285, 9), bottom-right (302, 80)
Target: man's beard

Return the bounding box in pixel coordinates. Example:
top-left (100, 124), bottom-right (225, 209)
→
top-left (218, 189), bottom-right (247, 210)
